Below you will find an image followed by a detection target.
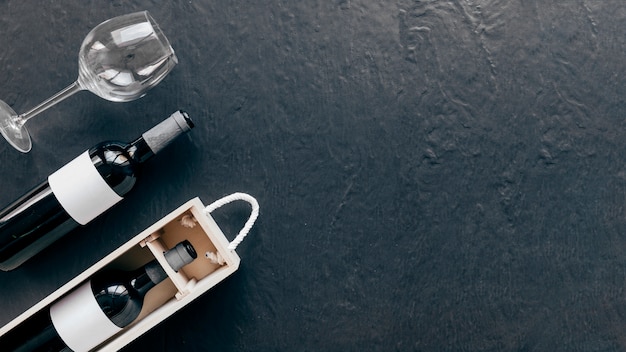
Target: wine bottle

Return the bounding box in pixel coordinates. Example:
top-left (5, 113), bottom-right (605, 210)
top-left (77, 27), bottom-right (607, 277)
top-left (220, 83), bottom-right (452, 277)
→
top-left (0, 240), bottom-right (197, 352)
top-left (0, 111), bottom-right (194, 271)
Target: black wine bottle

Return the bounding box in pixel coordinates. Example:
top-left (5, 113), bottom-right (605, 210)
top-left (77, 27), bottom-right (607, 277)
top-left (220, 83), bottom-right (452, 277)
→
top-left (0, 240), bottom-right (197, 352)
top-left (0, 111), bottom-right (194, 271)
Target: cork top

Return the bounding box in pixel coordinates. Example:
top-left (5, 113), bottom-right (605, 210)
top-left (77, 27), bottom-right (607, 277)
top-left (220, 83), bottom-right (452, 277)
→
top-left (142, 110), bottom-right (194, 154)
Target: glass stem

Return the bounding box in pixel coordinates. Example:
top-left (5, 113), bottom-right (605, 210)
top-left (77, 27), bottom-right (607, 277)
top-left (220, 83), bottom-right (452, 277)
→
top-left (15, 81), bottom-right (82, 127)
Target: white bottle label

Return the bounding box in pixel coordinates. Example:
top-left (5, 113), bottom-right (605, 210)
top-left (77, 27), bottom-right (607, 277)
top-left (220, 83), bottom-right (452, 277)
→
top-left (50, 281), bottom-right (123, 352)
top-left (48, 151), bottom-right (123, 225)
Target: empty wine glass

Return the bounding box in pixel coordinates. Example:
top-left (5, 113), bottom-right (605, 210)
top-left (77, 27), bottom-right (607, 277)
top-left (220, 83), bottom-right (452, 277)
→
top-left (0, 11), bottom-right (178, 153)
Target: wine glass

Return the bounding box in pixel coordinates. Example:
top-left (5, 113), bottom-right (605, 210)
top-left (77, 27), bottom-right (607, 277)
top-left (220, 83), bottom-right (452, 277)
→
top-left (0, 11), bottom-right (178, 153)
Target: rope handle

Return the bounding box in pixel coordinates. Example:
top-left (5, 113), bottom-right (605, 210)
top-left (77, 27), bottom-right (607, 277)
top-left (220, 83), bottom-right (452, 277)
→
top-left (204, 192), bottom-right (260, 250)
top-left (180, 193), bottom-right (259, 263)
top-left (181, 193), bottom-right (258, 265)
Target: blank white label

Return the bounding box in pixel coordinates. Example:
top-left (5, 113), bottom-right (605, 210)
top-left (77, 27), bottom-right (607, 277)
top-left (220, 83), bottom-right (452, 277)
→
top-left (48, 151), bottom-right (123, 225)
top-left (50, 281), bottom-right (123, 352)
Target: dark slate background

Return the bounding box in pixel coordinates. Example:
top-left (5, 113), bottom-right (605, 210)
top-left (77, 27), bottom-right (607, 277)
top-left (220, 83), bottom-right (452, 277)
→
top-left (0, 1), bottom-right (625, 351)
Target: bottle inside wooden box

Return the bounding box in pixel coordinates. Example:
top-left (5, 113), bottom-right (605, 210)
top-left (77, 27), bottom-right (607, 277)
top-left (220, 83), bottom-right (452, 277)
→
top-left (0, 198), bottom-right (241, 352)
top-left (137, 208), bottom-right (236, 311)
top-left (102, 206), bottom-right (241, 347)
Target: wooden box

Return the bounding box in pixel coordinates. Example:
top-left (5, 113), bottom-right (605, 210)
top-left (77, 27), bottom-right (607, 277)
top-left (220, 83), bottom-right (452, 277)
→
top-left (0, 197), bottom-right (241, 351)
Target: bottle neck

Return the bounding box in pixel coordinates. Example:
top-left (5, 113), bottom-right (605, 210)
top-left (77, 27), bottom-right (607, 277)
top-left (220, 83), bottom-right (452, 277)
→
top-left (128, 137), bottom-right (155, 164)
top-left (140, 110), bottom-right (194, 155)
top-left (126, 110), bottom-right (194, 163)
top-left (132, 240), bottom-right (197, 296)
top-left (130, 259), bottom-right (167, 297)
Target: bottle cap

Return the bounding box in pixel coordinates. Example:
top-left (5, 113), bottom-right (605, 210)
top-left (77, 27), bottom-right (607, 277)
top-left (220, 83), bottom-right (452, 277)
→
top-left (143, 110), bottom-right (194, 154)
top-left (164, 240), bottom-right (197, 271)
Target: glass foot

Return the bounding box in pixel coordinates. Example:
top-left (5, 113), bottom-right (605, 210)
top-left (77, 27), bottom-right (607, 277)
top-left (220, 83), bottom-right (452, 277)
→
top-left (0, 100), bottom-right (31, 153)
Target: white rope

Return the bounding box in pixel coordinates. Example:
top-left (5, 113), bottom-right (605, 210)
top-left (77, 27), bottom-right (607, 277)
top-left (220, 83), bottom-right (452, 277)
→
top-left (179, 193), bottom-right (259, 264)
top-left (204, 192), bottom-right (260, 251)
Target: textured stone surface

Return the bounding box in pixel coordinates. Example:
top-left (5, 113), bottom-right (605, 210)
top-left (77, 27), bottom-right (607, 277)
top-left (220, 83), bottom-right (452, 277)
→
top-left (0, 1), bottom-right (625, 351)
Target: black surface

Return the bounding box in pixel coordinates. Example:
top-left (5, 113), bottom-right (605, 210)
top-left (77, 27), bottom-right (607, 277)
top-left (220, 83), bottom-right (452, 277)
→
top-left (0, 1), bottom-right (626, 351)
